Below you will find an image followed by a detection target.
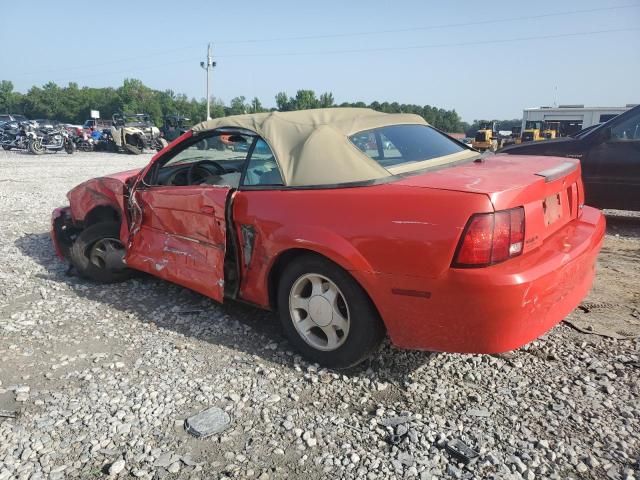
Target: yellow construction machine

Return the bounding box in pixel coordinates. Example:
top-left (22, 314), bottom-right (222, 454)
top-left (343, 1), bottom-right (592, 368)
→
top-left (471, 121), bottom-right (502, 151)
top-left (522, 120), bottom-right (561, 142)
top-left (542, 121), bottom-right (560, 139)
top-left (522, 121), bottom-right (543, 142)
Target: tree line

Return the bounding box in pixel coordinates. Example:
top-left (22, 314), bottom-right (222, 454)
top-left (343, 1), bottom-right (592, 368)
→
top-left (1, 79), bottom-right (484, 133)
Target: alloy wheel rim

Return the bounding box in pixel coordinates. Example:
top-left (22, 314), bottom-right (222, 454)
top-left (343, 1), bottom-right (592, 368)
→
top-left (289, 273), bottom-right (350, 351)
top-left (88, 237), bottom-right (125, 270)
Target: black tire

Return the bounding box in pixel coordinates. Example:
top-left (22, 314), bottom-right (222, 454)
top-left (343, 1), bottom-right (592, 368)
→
top-left (64, 139), bottom-right (76, 154)
top-left (277, 255), bottom-right (385, 369)
top-left (28, 138), bottom-right (44, 155)
top-left (155, 137), bottom-right (168, 151)
top-left (69, 222), bottom-right (133, 283)
top-left (2, 145), bottom-right (11, 150)
top-left (124, 135), bottom-right (144, 154)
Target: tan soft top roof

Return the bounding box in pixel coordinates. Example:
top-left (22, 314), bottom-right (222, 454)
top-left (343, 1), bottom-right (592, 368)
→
top-left (192, 108), bottom-right (429, 186)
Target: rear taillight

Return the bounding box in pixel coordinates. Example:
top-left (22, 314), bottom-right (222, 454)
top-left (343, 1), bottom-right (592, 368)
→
top-left (453, 207), bottom-right (525, 267)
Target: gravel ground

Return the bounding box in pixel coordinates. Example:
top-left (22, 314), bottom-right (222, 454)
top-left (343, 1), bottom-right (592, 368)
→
top-left (0, 150), bottom-right (639, 480)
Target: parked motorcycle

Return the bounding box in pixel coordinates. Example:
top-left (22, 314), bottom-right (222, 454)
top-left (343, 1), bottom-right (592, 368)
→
top-left (28, 125), bottom-right (75, 155)
top-left (72, 130), bottom-right (97, 152)
top-left (74, 136), bottom-right (95, 152)
top-left (0, 121), bottom-right (33, 151)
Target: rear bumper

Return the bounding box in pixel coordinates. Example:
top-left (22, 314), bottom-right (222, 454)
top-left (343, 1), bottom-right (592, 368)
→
top-left (357, 206), bottom-right (606, 353)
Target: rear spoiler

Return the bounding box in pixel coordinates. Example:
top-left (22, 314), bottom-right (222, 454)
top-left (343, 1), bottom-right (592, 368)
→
top-left (535, 161), bottom-right (577, 182)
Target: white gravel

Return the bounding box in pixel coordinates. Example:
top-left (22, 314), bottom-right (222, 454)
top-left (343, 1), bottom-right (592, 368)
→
top-left (0, 150), bottom-right (639, 480)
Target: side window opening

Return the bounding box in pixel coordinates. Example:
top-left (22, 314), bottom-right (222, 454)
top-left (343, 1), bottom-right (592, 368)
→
top-left (349, 124), bottom-right (467, 170)
top-left (150, 131), bottom-right (253, 188)
top-left (242, 139), bottom-right (284, 187)
top-left (610, 111), bottom-right (640, 141)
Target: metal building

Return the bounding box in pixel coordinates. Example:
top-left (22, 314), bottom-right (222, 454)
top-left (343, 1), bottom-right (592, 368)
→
top-left (521, 104), bottom-right (635, 137)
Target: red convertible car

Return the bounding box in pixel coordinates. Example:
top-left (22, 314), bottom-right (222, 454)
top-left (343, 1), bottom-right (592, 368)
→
top-left (52, 109), bottom-right (605, 368)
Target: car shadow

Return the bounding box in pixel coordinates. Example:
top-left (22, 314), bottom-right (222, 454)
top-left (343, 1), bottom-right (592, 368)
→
top-left (604, 210), bottom-right (640, 237)
top-left (14, 232), bottom-right (434, 381)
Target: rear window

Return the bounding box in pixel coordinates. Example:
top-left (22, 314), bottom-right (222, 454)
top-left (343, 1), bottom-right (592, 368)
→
top-left (349, 124), bottom-right (467, 169)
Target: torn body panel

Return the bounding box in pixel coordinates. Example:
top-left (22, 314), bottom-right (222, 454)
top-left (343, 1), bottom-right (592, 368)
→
top-left (51, 207), bottom-right (79, 259)
top-left (124, 185), bottom-right (231, 302)
top-left (66, 170), bottom-right (140, 224)
top-left (240, 225), bottom-right (256, 268)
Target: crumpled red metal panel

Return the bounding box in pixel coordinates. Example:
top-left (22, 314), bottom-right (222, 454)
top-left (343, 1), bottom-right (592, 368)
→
top-left (125, 185), bottom-right (230, 302)
top-left (67, 176), bottom-right (130, 223)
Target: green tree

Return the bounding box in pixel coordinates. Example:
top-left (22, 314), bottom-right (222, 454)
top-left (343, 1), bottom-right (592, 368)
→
top-left (293, 90), bottom-right (318, 110)
top-left (210, 97), bottom-right (226, 119)
top-left (229, 96), bottom-right (247, 115)
top-left (0, 80), bottom-right (21, 113)
top-left (2, 79), bottom-right (470, 132)
top-left (248, 97), bottom-right (265, 113)
top-left (319, 92), bottom-right (335, 108)
top-left (275, 92), bottom-right (291, 111)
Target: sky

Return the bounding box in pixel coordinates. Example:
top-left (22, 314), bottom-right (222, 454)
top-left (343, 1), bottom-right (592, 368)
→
top-left (1, 0), bottom-right (639, 122)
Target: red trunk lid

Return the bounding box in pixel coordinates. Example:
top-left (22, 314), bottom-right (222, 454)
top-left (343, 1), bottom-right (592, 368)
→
top-left (395, 154), bottom-right (584, 253)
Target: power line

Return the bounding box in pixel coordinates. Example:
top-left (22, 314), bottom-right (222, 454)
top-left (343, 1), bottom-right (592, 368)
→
top-left (16, 26), bottom-right (640, 85)
top-left (214, 3), bottom-right (640, 45)
top-left (214, 27), bottom-right (640, 58)
top-left (9, 3), bottom-right (639, 78)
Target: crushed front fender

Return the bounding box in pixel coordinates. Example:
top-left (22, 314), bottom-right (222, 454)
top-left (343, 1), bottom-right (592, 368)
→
top-left (51, 206), bottom-right (80, 259)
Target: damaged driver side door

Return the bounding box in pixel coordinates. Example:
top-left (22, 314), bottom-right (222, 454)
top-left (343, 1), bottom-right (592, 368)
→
top-left (124, 130), bottom-right (252, 302)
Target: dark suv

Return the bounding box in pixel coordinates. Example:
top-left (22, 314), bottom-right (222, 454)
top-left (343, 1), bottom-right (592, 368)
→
top-left (500, 105), bottom-right (640, 211)
top-left (0, 114), bottom-right (28, 124)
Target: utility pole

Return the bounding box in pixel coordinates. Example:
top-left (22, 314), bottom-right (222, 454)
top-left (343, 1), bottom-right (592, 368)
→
top-left (200, 43), bottom-right (216, 120)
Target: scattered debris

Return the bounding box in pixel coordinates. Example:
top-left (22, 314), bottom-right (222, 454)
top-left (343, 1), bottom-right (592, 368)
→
top-left (108, 459), bottom-right (126, 476)
top-left (380, 414), bottom-right (413, 427)
top-left (184, 407), bottom-right (231, 438)
top-left (381, 413), bottom-right (414, 445)
top-left (397, 451), bottom-right (415, 467)
top-left (14, 386), bottom-right (30, 403)
top-left (99, 449), bottom-right (121, 457)
top-left (578, 301), bottom-right (620, 312)
top-left (564, 307), bottom-right (640, 339)
top-left (466, 407), bottom-right (491, 418)
top-left (0, 410), bottom-right (17, 419)
top-left (180, 455), bottom-right (199, 467)
top-left (445, 438), bottom-right (479, 464)
top-left (154, 452), bottom-right (177, 468)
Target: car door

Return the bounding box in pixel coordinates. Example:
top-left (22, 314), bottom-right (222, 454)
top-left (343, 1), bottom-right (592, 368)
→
top-left (583, 108), bottom-right (640, 210)
top-left (124, 130), bottom-right (253, 302)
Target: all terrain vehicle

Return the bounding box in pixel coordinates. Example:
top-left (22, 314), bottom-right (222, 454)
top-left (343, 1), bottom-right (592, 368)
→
top-left (109, 113), bottom-right (167, 154)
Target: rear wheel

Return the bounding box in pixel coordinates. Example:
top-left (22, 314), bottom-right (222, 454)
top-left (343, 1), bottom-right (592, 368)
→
top-left (69, 222), bottom-right (133, 283)
top-left (277, 255), bottom-right (385, 369)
